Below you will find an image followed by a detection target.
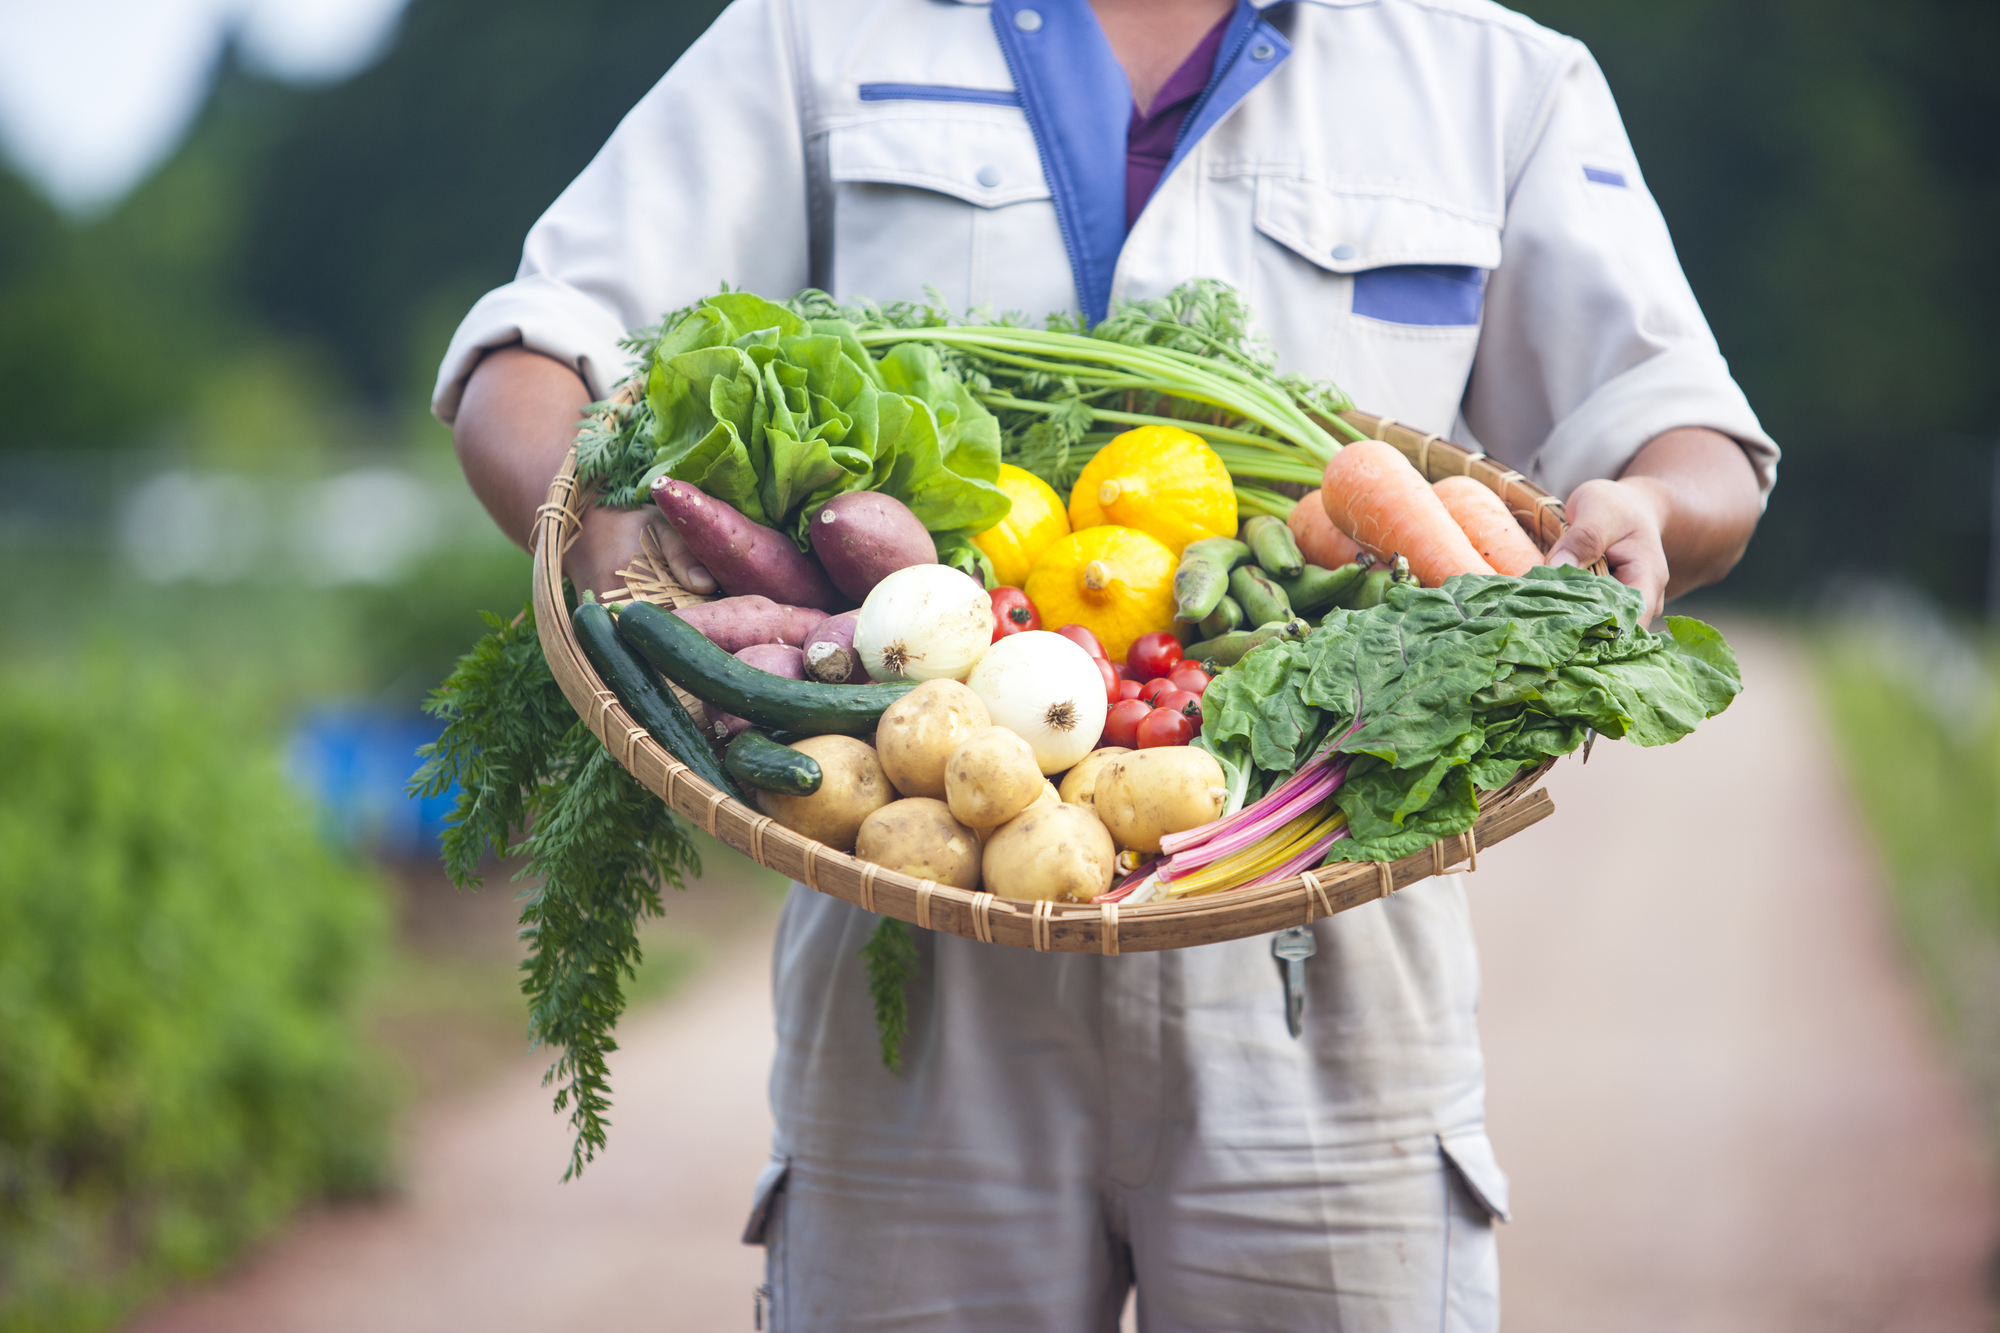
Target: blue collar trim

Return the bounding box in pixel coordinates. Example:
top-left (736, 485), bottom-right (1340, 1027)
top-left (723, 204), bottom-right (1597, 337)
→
top-left (1164, 3), bottom-right (1290, 184)
top-left (990, 0), bottom-right (1290, 324)
top-left (989, 0), bottom-right (1131, 324)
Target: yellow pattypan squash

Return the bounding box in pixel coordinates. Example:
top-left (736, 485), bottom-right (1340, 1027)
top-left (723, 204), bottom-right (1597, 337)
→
top-left (972, 464), bottom-right (1070, 588)
top-left (1025, 525), bottom-right (1177, 663)
top-left (1068, 425), bottom-right (1236, 556)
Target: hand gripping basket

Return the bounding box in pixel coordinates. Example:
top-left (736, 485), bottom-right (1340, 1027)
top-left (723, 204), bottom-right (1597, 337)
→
top-left (532, 407), bottom-right (1589, 954)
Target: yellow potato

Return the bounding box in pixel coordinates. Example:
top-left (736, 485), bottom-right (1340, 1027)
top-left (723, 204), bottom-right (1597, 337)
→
top-left (981, 801), bottom-right (1117, 903)
top-left (855, 798), bottom-right (981, 890)
top-left (754, 735), bottom-right (894, 852)
top-left (1057, 746), bottom-right (1132, 816)
top-left (875, 679), bottom-right (991, 799)
top-left (944, 726), bottom-right (1045, 829)
top-left (1092, 747), bottom-right (1228, 853)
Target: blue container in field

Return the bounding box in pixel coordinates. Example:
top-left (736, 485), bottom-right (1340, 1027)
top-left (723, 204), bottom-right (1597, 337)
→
top-left (286, 708), bottom-right (459, 856)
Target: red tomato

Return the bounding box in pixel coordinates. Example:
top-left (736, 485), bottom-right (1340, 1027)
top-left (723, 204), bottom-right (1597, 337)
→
top-left (1126, 631), bottom-right (1184, 681)
top-left (1136, 706), bottom-right (1194, 748)
top-left (1168, 663), bottom-right (1210, 696)
top-left (1101, 699), bottom-right (1154, 750)
top-left (1054, 623), bottom-right (1108, 660)
top-left (990, 586), bottom-right (1041, 642)
top-left (1094, 656), bottom-right (1120, 705)
top-left (1115, 679), bottom-right (1144, 703)
top-left (1137, 677), bottom-right (1176, 706)
top-left (1156, 688), bottom-right (1203, 734)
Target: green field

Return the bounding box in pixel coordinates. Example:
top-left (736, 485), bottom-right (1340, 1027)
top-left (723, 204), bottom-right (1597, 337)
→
top-left (1814, 628), bottom-right (2000, 1148)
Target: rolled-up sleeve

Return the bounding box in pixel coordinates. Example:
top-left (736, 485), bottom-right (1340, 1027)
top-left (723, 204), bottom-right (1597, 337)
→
top-left (431, 0), bottom-right (811, 422)
top-left (1461, 42), bottom-right (1778, 504)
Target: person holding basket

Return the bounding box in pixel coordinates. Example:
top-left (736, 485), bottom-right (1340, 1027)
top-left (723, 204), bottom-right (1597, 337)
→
top-left (438, 0), bottom-right (1775, 1327)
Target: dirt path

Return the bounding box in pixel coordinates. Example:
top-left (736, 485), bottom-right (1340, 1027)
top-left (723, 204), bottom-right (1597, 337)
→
top-left (1473, 623), bottom-right (1996, 1331)
top-left (127, 623), bottom-right (1996, 1331)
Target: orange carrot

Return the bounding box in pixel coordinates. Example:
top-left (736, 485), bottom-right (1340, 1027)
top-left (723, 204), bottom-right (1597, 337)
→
top-left (1321, 441), bottom-right (1496, 586)
top-left (1287, 487), bottom-right (1365, 569)
top-left (1431, 476), bottom-right (1544, 576)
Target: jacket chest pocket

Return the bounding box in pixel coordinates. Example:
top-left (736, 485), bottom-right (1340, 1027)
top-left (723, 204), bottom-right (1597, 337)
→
top-left (1248, 178), bottom-right (1501, 435)
top-left (825, 115), bottom-right (1073, 318)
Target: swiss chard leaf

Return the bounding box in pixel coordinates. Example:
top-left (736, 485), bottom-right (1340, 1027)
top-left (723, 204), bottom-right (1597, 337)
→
top-left (1198, 565), bottom-right (1743, 862)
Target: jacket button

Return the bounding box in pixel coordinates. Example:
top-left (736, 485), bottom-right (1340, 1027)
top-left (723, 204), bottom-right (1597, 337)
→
top-left (1250, 42), bottom-right (1275, 61)
top-left (976, 166), bottom-right (1002, 187)
top-left (1014, 9), bottom-right (1042, 31)
top-left (1331, 243), bottom-right (1358, 261)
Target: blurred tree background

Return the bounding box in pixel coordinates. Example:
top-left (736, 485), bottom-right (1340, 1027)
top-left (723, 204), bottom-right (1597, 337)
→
top-left (4, 0), bottom-right (1995, 603)
top-left (0, 0), bottom-right (1995, 1326)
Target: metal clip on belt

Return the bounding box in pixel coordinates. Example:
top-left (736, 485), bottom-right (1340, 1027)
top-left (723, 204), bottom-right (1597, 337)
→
top-left (1272, 927), bottom-right (1317, 1038)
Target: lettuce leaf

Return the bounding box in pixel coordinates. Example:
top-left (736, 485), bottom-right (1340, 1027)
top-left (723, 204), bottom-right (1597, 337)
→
top-left (640, 295), bottom-right (1008, 549)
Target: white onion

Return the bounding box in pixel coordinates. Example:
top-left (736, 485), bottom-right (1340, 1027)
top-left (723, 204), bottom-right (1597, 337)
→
top-left (853, 564), bottom-right (994, 683)
top-left (965, 631), bottom-right (1109, 774)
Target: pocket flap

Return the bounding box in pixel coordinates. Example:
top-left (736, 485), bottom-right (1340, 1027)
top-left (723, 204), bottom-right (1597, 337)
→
top-left (1439, 1129), bottom-right (1511, 1222)
top-left (1253, 179), bottom-right (1501, 275)
top-left (740, 1153), bottom-right (791, 1246)
top-left (829, 116), bottom-right (1050, 208)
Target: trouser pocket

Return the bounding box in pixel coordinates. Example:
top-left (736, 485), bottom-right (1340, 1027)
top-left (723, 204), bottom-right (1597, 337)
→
top-left (1438, 1130), bottom-right (1506, 1333)
top-left (744, 1155), bottom-right (791, 1331)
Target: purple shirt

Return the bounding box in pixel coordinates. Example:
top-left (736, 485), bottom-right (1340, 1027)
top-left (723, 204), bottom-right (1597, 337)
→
top-left (1125, 15), bottom-right (1232, 232)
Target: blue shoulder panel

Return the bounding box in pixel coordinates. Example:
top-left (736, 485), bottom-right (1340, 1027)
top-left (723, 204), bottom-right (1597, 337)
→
top-left (989, 0), bottom-right (1131, 323)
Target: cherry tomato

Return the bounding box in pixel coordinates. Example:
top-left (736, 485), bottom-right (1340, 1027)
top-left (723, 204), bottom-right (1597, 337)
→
top-left (990, 586), bottom-right (1041, 642)
top-left (1136, 706), bottom-right (1195, 748)
top-left (1126, 631), bottom-right (1184, 681)
top-left (1094, 656), bottom-right (1120, 706)
top-left (1156, 688), bottom-right (1203, 734)
top-left (1101, 699), bottom-right (1154, 750)
top-left (1167, 662), bottom-right (1211, 696)
top-left (1054, 623), bottom-right (1108, 660)
top-left (1137, 677), bottom-right (1176, 706)
top-left (1115, 679), bottom-right (1144, 703)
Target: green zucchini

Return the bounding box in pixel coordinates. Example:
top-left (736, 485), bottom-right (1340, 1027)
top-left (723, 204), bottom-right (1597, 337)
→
top-left (725, 730), bottom-right (823, 796)
top-left (616, 601), bottom-right (916, 736)
top-left (572, 601), bottom-right (748, 802)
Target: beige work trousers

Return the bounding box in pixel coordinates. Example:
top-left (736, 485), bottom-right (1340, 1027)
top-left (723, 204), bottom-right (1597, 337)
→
top-left (747, 884), bottom-right (1508, 1331)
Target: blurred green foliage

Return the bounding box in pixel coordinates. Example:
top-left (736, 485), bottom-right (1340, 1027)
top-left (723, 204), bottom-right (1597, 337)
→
top-left (0, 655), bottom-right (393, 1333)
top-left (4, 0), bottom-right (1995, 608)
top-left (1516, 0), bottom-right (2000, 608)
top-left (1814, 633), bottom-right (2000, 1146)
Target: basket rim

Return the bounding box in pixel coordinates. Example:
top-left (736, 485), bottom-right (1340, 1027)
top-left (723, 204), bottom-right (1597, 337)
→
top-left (530, 407), bottom-right (1573, 953)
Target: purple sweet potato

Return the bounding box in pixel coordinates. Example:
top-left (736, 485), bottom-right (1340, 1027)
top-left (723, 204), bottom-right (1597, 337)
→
top-left (807, 491), bottom-right (937, 602)
top-left (670, 596), bottom-right (828, 654)
top-left (652, 477), bottom-right (840, 609)
top-left (801, 610), bottom-right (868, 684)
top-left (710, 643), bottom-right (807, 742)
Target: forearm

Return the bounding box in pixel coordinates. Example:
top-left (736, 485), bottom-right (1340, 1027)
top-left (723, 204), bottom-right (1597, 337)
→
top-left (452, 344), bottom-right (594, 550)
top-left (451, 343), bottom-right (715, 599)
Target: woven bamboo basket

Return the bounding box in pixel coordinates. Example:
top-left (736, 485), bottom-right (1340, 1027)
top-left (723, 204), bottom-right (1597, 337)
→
top-left (532, 402), bottom-right (1593, 954)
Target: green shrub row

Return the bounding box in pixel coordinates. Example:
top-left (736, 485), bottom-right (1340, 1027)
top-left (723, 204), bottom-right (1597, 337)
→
top-left (0, 656), bottom-right (393, 1333)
